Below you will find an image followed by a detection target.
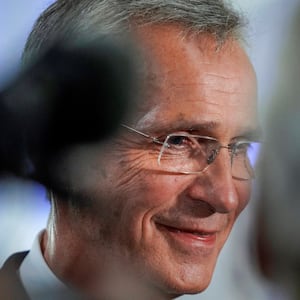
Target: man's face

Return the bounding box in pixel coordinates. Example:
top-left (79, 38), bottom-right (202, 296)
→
top-left (81, 25), bottom-right (258, 298)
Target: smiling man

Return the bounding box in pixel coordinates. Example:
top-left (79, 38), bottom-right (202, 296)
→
top-left (0, 1), bottom-right (260, 300)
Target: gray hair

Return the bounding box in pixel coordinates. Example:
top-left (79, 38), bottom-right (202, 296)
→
top-left (23, 0), bottom-right (246, 64)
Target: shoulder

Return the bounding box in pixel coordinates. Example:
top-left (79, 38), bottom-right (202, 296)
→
top-left (1, 251), bottom-right (29, 272)
top-left (0, 251), bottom-right (30, 300)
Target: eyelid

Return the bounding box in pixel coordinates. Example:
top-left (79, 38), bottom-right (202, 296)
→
top-left (166, 132), bottom-right (219, 142)
top-left (156, 131), bottom-right (189, 140)
top-left (228, 140), bottom-right (257, 152)
top-left (232, 139), bottom-right (254, 145)
top-left (157, 130), bottom-right (258, 146)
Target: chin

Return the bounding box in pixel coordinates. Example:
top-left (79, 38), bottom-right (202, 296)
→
top-left (170, 279), bottom-right (211, 297)
top-left (155, 268), bottom-right (214, 299)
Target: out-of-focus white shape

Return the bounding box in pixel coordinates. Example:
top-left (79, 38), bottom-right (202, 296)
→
top-left (0, 178), bottom-right (50, 266)
top-left (0, 0), bottom-right (55, 89)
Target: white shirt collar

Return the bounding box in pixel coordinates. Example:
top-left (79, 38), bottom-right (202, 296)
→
top-left (19, 230), bottom-right (78, 300)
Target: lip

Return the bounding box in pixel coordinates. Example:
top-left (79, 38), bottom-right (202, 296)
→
top-left (156, 223), bottom-right (217, 250)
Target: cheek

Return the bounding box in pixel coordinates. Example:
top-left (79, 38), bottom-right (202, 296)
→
top-left (110, 170), bottom-right (184, 238)
top-left (114, 173), bottom-right (179, 220)
top-left (97, 154), bottom-right (159, 228)
top-left (235, 181), bottom-right (252, 215)
top-left (113, 150), bottom-right (183, 206)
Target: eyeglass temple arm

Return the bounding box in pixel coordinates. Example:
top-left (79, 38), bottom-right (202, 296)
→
top-left (121, 124), bottom-right (164, 145)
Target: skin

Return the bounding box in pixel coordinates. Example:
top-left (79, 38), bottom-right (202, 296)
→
top-left (43, 24), bottom-right (259, 300)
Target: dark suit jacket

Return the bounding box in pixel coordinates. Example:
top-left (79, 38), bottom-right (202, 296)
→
top-left (0, 251), bottom-right (30, 300)
top-left (0, 252), bottom-right (83, 300)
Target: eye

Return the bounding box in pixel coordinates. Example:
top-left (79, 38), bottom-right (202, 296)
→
top-left (166, 135), bottom-right (192, 148)
top-left (232, 141), bottom-right (252, 155)
top-left (168, 135), bottom-right (187, 145)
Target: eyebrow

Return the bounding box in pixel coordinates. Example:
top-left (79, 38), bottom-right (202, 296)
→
top-left (143, 120), bottom-right (219, 135)
top-left (240, 128), bottom-right (263, 142)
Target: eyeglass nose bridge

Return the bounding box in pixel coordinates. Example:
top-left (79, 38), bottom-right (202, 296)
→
top-left (206, 145), bottom-right (234, 166)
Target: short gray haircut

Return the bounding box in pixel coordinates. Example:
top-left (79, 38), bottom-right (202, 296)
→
top-left (23, 0), bottom-right (246, 206)
top-left (23, 0), bottom-right (246, 64)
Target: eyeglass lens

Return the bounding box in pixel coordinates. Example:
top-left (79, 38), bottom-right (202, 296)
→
top-left (158, 134), bottom-right (260, 179)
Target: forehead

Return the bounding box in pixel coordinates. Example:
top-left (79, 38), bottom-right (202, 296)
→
top-left (131, 24), bottom-right (258, 138)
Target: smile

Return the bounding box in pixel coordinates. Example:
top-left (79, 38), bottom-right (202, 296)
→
top-left (156, 223), bottom-right (217, 251)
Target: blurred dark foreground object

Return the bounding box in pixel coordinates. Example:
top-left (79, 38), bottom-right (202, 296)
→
top-left (0, 36), bottom-right (135, 190)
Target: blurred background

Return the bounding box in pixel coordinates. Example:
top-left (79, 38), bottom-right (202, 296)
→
top-left (0, 0), bottom-right (299, 299)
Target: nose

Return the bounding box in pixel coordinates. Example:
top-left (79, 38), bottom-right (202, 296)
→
top-left (187, 148), bottom-right (240, 214)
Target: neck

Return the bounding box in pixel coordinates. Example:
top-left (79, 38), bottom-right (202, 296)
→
top-left (42, 201), bottom-right (174, 300)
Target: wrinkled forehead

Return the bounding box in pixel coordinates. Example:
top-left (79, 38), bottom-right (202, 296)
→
top-left (127, 24), bottom-right (258, 136)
